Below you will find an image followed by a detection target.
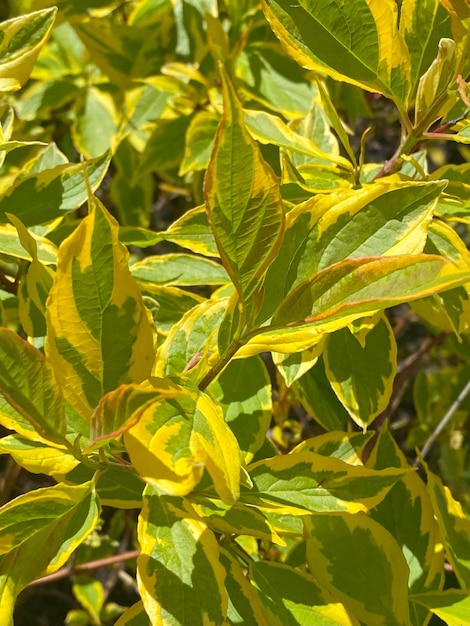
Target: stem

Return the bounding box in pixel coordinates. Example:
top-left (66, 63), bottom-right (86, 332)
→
top-left (198, 339), bottom-right (242, 391)
top-left (414, 378), bottom-right (470, 467)
top-left (27, 550), bottom-right (140, 587)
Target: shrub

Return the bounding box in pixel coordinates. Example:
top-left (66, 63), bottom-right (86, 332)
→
top-left (1, 1), bottom-right (470, 625)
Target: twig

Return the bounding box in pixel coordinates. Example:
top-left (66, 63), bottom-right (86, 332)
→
top-left (27, 549), bottom-right (140, 587)
top-left (414, 378), bottom-right (470, 467)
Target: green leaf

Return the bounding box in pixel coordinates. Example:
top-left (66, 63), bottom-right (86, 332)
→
top-left (191, 497), bottom-right (285, 546)
top-left (119, 205), bottom-right (219, 257)
top-left (131, 253), bottom-right (229, 287)
top-left (400, 0), bottom-right (453, 100)
top-left (153, 297), bottom-right (227, 378)
top-left (72, 575), bottom-right (105, 626)
top-left (250, 560), bottom-right (360, 626)
top-left (263, 0), bottom-right (411, 108)
top-left (324, 314), bottom-right (397, 430)
top-left (219, 547), bottom-right (274, 626)
top-left (425, 463), bottom-right (470, 588)
top-left (9, 214), bottom-right (55, 338)
top-left (72, 86), bottom-right (119, 158)
top-left (209, 356), bottom-right (272, 463)
top-left (0, 328), bottom-right (66, 444)
top-left (0, 481), bottom-right (100, 624)
top-left (292, 431), bottom-right (373, 466)
top-left (411, 589), bottom-right (470, 626)
top-left (0, 223), bottom-right (57, 265)
top-left (46, 197), bottom-right (156, 420)
top-left (0, 8), bottom-right (56, 92)
top-left (0, 152), bottom-right (111, 227)
top-left (304, 511), bottom-right (411, 625)
top-left (272, 254), bottom-right (470, 331)
top-left (255, 180), bottom-right (444, 326)
top-left (292, 356), bottom-right (350, 431)
top-left (137, 487), bottom-right (228, 626)
top-left (243, 452), bottom-right (408, 514)
top-left (179, 110), bottom-right (218, 176)
top-left (124, 381), bottom-right (241, 504)
top-left (244, 108), bottom-right (351, 171)
top-left (367, 426), bottom-right (444, 625)
top-left (204, 68), bottom-right (285, 326)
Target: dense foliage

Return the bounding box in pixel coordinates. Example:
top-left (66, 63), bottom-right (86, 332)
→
top-left (1, 1), bottom-right (470, 624)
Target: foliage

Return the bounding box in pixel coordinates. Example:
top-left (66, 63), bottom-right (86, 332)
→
top-left (0, 1), bottom-right (470, 625)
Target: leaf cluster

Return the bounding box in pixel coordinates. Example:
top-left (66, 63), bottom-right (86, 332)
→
top-left (1, 1), bottom-right (470, 625)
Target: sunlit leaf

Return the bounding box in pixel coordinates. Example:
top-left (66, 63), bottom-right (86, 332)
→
top-left (137, 487), bottom-right (228, 626)
top-left (0, 8), bottom-right (56, 92)
top-left (305, 511), bottom-right (411, 625)
top-left (243, 452), bottom-right (408, 514)
top-left (263, 0), bottom-right (411, 107)
top-left (46, 197), bottom-right (156, 420)
top-left (204, 67), bottom-right (285, 327)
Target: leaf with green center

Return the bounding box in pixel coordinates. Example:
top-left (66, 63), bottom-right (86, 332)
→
top-left (425, 463), bottom-right (470, 587)
top-left (124, 382), bottom-right (240, 504)
top-left (0, 8), bottom-right (56, 92)
top-left (367, 426), bottom-right (444, 625)
top-left (219, 547), bottom-right (275, 626)
top-left (250, 561), bottom-right (360, 626)
top-left (304, 511), bottom-right (411, 625)
top-left (0, 328), bottom-right (66, 444)
top-left (137, 487), bottom-right (228, 626)
top-left (0, 481), bottom-right (100, 625)
top-left (209, 356), bottom-right (272, 463)
top-left (153, 298), bottom-right (227, 379)
top-left (255, 180), bottom-right (445, 326)
top-left (273, 255), bottom-right (470, 330)
top-left (324, 314), bottom-right (397, 430)
top-left (0, 152), bottom-right (110, 227)
top-left (262, 0), bottom-right (411, 109)
top-left (191, 497), bottom-right (285, 546)
top-left (204, 67), bottom-right (285, 329)
top-left (0, 436), bottom-right (79, 480)
top-left (46, 197), bottom-right (156, 420)
top-left (119, 205), bottom-right (219, 257)
top-left (242, 452), bottom-right (408, 514)
top-left (130, 253), bottom-right (228, 288)
top-left (411, 589), bottom-right (470, 626)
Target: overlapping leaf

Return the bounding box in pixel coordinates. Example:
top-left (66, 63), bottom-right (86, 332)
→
top-left (262, 0), bottom-right (411, 108)
top-left (255, 181), bottom-right (445, 326)
top-left (124, 383), bottom-right (240, 504)
top-left (0, 8), bottom-right (56, 92)
top-left (242, 452), bottom-right (408, 514)
top-left (130, 253), bottom-right (228, 288)
top-left (426, 464), bottom-right (470, 588)
top-left (0, 152), bottom-right (110, 227)
top-left (304, 511), bottom-right (411, 625)
top-left (400, 0), bottom-right (453, 99)
top-left (0, 481), bottom-right (99, 626)
top-left (324, 314), bottom-right (397, 430)
top-left (204, 68), bottom-right (285, 327)
top-left (368, 427), bottom-right (444, 625)
top-left (0, 328), bottom-right (66, 444)
top-left (46, 197), bottom-right (155, 420)
top-left (137, 487), bottom-right (228, 626)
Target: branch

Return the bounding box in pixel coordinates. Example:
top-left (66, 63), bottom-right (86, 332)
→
top-left (27, 549), bottom-right (140, 587)
top-left (414, 378), bottom-right (470, 467)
